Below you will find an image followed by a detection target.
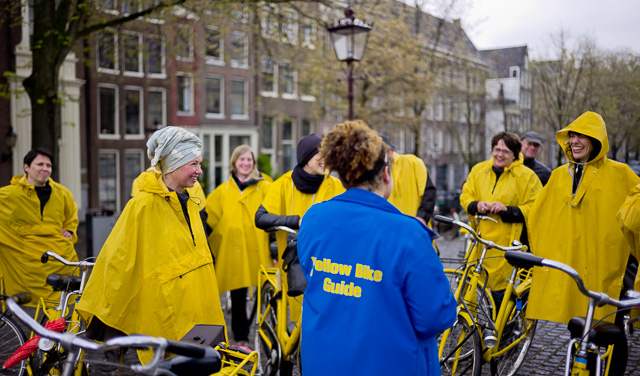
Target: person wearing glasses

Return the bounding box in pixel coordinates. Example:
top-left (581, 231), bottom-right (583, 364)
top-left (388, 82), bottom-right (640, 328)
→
top-left (460, 131), bottom-right (542, 305)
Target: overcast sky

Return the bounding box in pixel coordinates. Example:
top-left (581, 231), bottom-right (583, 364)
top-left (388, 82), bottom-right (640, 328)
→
top-left (415, 0), bottom-right (640, 59)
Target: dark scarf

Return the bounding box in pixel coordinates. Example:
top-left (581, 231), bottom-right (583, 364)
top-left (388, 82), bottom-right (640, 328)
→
top-left (291, 165), bottom-right (324, 194)
top-left (34, 182), bottom-right (52, 216)
top-left (232, 173), bottom-right (259, 191)
top-left (572, 163), bottom-right (584, 195)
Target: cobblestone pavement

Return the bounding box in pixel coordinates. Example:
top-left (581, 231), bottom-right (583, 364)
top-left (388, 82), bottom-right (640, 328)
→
top-left (436, 231), bottom-right (640, 375)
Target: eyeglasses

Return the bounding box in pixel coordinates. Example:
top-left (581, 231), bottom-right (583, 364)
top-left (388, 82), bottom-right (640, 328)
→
top-left (492, 147), bottom-right (513, 156)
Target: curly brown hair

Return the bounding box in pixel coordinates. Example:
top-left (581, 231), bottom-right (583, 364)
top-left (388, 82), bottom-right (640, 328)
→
top-left (319, 120), bottom-right (390, 189)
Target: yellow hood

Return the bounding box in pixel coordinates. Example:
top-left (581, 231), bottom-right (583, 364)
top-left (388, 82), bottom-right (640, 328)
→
top-left (556, 111), bottom-right (609, 164)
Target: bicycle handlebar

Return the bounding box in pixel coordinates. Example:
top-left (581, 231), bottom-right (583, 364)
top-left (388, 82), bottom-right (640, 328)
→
top-left (6, 295), bottom-right (211, 374)
top-left (504, 251), bottom-right (640, 309)
top-left (264, 226), bottom-right (297, 234)
top-left (433, 214), bottom-right (528, 252)
top-left (41, 251), bottom-right (96, 267)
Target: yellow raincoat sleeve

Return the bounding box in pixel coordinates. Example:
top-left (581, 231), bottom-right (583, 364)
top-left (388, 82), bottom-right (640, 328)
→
top-left (0, 176), bottom-right (79, 305)
top-left (77, 171), bottom-right (225, 363)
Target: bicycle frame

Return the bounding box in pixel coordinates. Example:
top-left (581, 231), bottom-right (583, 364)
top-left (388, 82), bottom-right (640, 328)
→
top-left (437, 215), bottom-right (536, 376)
top-left (256, 265), bottom-right (301, 362)
top-left (504, 251), bottom-right (640, 376)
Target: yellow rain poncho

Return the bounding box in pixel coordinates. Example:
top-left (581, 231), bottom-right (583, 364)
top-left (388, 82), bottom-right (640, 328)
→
top-left (527, 112), bottom-right (640, 323)
top-left (260, 171), bottom-right (344, 319)
top-left (460, 156), bottom-right (542, 291)
top-left (0, 175), bottom-right (79, 306)
top-left (76, 170), bottom-right (225, 362)
top-left (388, 152), bottom-right (427, 216)
top-left (206, 176), bottom-right (272, 294)
top-left (618, 184), bottom-right (640, 259)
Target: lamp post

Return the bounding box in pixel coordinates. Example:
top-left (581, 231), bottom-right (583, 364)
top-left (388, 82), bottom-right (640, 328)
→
top-left (1, 125), bottom-right (17, 163)
top-left (327, 7), bottom-right (372, 120)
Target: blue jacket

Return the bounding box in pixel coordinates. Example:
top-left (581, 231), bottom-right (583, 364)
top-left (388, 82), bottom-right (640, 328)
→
top-left (298, 188), bottom-right (456, 375)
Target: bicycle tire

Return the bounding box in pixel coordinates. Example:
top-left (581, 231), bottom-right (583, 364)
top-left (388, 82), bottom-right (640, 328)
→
top-left (439, 317), bottom-right (482, 376)
top-left (490, 296), bottom-right (537, 376)
top-left (0, 314), bottom-right (28, 376)
top-left (255, 280), bottom-right (280, 376)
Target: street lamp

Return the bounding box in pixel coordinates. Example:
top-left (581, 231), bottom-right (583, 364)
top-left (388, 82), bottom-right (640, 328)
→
top-left (327, 7), bottom-right (372, 120)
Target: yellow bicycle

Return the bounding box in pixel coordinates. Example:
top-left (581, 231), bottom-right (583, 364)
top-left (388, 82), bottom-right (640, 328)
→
top-left (434, 215), bottom-right (537, 376)
top-left (505, 251), bottom-right (638, 376)
top-left (254, 226), bottom-right (302, 376)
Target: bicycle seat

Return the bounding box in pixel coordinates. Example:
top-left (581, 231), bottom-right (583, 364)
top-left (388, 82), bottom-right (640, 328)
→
top-left (159, 346), bottom-right (222, 376)
top-left (568, 317), bottom-right (625, 347)
top-left (46, 274), bottom-right (82, 291)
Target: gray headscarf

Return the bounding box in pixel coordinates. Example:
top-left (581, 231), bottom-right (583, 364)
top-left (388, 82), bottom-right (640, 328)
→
top-left (147, 126), bottom-right (202, 174)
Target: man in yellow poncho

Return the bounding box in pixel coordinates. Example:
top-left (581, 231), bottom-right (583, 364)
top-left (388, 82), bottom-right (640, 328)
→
top-left (460, 132), bottom-right (542, 297)
top-left (0, 148), bottom-right (79, 306)
top-left (76, 127), bottom-right (225, 363)
top-left (255, 134), bottom-right (345, 320)
top-left (527, 112), bottom-right (640, 375)
top-left (380, 135), bottom-right (436, 226)
top-left (617, 183), bottom-right (640, 328)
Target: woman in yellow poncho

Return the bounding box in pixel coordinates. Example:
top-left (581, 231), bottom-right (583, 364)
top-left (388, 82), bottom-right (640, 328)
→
top-left (460, 131), bottom-right (542, 304)
top-left (76, 127), bottom-right (225, 363)
top-left (206, 145), bottom-right (271, 346)
top-left (0, 148), bottom-right (79, 306)
top-left (254, 134), bottom-right (345, 320)
top-left (527, 112), bottom-right (640, 376)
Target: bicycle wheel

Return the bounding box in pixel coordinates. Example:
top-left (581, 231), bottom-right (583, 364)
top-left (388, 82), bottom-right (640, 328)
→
top-left (490, 295), bottom-right (537, 376)
top-left (255, 280), bottom-right (280, 376)
top-left (439, 317), bottom-right (482, 376)
top-left (0, 315), bottom-right (28, 376)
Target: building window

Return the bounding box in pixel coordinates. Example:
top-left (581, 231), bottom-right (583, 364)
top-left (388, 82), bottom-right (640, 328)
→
top-left (282, 62), bottom-right (296, 98)
top-left (281, 10), bottom-right (297, 44)
top-left (97, 0), bottom-right (117, 13)
top-left (98, 85), bottom-right (118, 137)
top-left (123, 32), bottom-right (142, 76)
top-left (97, 28), bottom-right (118, 73)
top-left (231, 78), bottom-right (248, 119)
top-left (147, 88), bottom-right (166, 130)
top-left (300, 75), bottom-right (314, 101)
top-left (301, 118), bottom-right (312, 136)
top-left (124, 150), bottom-right (144, 198)
top-left (147, 35), bottom-right (165, 77)
top-left (282, 118), bottom-right (295, 171)
top-left (301, 23), bottom-right (315, 48)
top-left (510, 66), bottom-right (520, 78)
top-left (99, 151), bottom-right (119, 212)
top-left (261, 56), bottom-right (277, 96)
top-left (122, 0), bottom-right (138, 14)
top-left (177, 74), bottom-right (194, 114)
top-left (124, 87), bottom-right (143, 137)
top-left (261, 5), bottom-right (277, 39)
top-left (206, 75), bottom-right (224, 117)
top-left (262, 116), bottom-right (274, 149)
top-left (176, 24), bottom-right (194, 62)
top-left (205, 27), bottom-right (223, 65)
top-left (230, 31), bottom-right (248, 68)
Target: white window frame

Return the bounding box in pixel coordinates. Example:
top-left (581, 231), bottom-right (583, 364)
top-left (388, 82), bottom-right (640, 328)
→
top-left (300, 77), bottom-right (315, 102)
top-left (230, 31), bottom-right (248, 69)
top-left (281, 117), bottom-right (296, 171)
top-left (124, 86), bottom-right (144, 140)
top-left (230, 77), bottom-right (249, 120)
top-left (199, 129), bottom-right (258, 191)
top-left (98, 83), bottom-right (119, 140)
top-left (147, 87), bottom-right (166, 130)
top-left (122, 31), bottom-right (143, 77)
top-left (177, 73), bottom-right (195, 116)
top-left (96, 0), bottom-right (118, 15)
top-left (98, 149), bottom-right (121, 212)
top-left (97, 28), bottom-right (119, 75)
top-left (147, 34), bottom-right (166, 79)
top-left (143, 0), bottom-right (164, 24)
top-left (510, 66), bottom-right (520, 78)
top-left (301, 22), bottom-right (316, 49)
top-left (205, 26), bottom-right (224, 66)
top-left (205, 74), bottom-right (225, 119)
top-left (281, 61), bottom-right (297, 100)
top-left (176, 24), bottom-right (194, 62)
top-left (261, 56), bottom-right (278, 97)
top-left (261, 5), bottom-right (278, 39)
